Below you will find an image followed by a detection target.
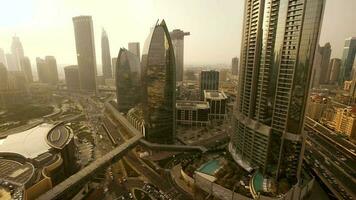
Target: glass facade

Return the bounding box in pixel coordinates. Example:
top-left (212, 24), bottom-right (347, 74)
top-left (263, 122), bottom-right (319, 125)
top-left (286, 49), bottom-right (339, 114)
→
top-left (339, 37), bottom-right (356, 85)
top-left (101, 29), bottom-right (112, 79)
top-left (72, 16), bottom-right (97, 92)
top-left (142, 20), bottom-right (176, 144)
top-left (230, 0), bottom-right (325, 184)
top-left (116, 48), bottom-right (141, 113)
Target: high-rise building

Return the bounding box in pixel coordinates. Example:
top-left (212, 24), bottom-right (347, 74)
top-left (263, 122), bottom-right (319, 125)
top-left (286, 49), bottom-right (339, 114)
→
top-left (311, 47), bottom-right (322, 88)
top-left (231, 57), bottom-right (239, 75)
top-left (36, 57), bottom-right (48, 83)
top-left (128, 42), bottom-right (140, 60)
top-left (319, 43), bottom-right (332, 84)
top-left (170, 29), bottom-right (190, 82)
top-left (73, 15), bottom-right (97, 92)
top-left (20, 57), bottom-right (33, 82)
top-left (45, 56), bottom-right (59, 84)
top-left (11, 36), bottom-right (24, 71)
top-left (0, 63), bottom-right (8, 90)
top-left (339, 37), bottom-right (356, 85)
top-left (329, 58), bottom-right (342, 84)
top-left (142, 20), bottom-right (176, 144)
top-left (0, 48), bottom-right (6, 67)
top-left (101, 29), bottom-right (112, 79)
top-left (5, 54), bottom-right (17, 72)
top-left (204, 90), bottom-right (227, 120)
top-left (200, 70), bottom-right (219, 99)
top-left (116, 48), bottom-right (141, 113)
top-left (112, 57), bottom-right (117, 77)
top-left (230, 0), bottom-right (325, 185)
top-left (64, 65), bottom-right (80, 91)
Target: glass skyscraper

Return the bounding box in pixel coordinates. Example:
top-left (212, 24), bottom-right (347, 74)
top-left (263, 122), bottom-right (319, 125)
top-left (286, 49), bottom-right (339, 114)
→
top-left (116, 48), bottom-right (141, 113)
top-left (339, 37), bottom-right (356, 85)
top-left (230, 0), bottom-right (325, 184)
top-left (101, 29), bottom-right (112, 79)
top-left (73, 16), bottom-right (97, 92)
top-left (141, 20), bottom-right (176, 144)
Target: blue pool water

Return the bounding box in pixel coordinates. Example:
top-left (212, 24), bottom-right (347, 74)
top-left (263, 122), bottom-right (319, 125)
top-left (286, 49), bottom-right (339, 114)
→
top-left (197, 159), bottom-right (220, 175)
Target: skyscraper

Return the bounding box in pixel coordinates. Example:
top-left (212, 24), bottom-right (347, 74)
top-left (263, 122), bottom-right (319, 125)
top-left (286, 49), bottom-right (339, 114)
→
top-left (319, 43), bottom-right (332, 84)
top-left (339, 37), bottom-right (356, 85)
top-left (101, 29), bottom-right (112, 79)
top-left (5, 54), bottom-right (17, 72)
top-left (142, 20), bottom-right (176, 144)
top-left (116, 48), bottom-right (141, 113)
top-left (200, 70), bottom-right (219, 99)
top-left (128, 42), bottom-right (140, 60)
top-left (230, 0), bottom-right (325, 185)
top-left (0, 63), bottom-right (8, 90)
top-left (36, 57), bottom-right (48, 83)
top-left (64, 65), bottom-right (80, 91)
top-left (45, 56), bottom-right (59, 84)
top-left (231, 57), bottom-right (239, 75)
top-left (112, 57), bottom-right (117, 78)
top-left (10, 36), bottom-right (24, 72)
top-left (0, 48), bottom-right (6, 67)
top-left (20, 57), bottom-right (33, 82)
top-left (329, 58), bottom-right (342, 84)
top-left (311, 47), bottom-right (322, 88)
top-left (73, 16), bottom-right (97, 92)
top-left (170, 29), bottom-right (190, 82)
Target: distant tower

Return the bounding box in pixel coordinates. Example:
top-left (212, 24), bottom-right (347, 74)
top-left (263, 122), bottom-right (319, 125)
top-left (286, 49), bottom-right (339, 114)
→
top-left (116, 48), bottom-right (141, 113)
top-left (0, 63), bottom-right (8, 90)
top-left (230, 0), bottom-right (325, 184)
top-left (0, 48), bottom-right (6, 67)
top-left (200, 70), bottom-right (219, 99)
top-left (231, 57), bottom-right (239, 75)
top-left (11, 36), bottom-right (24, 71)
top-left (72, 16), bottom-right (97, 92)
top-left (170, 29), bottom-right (190, 82)
top-left (329, 58), bottom-right (342, 84)
top-left (5, 54), bottom-right (17, 72)
top-left (128, 42), bottom-right (140, 61)
top-left (20, 57), bottom-right (33, 82)
top-left (45, 56), bottom-right (59, 84)
top-left (101, 29), bottom-right (112, 79)
top-left (319, 43), bottom-right (332, 84)
top-left (339, 37), bottom-right (356, 85)
top-left (64, 65), bottom-right (80, 91)
top-left (112, 57), bottom-right (117, 78)
top-left (142, 20), bottom-right (176, 144)
top-left (36, 57), bottom-right (48, 83)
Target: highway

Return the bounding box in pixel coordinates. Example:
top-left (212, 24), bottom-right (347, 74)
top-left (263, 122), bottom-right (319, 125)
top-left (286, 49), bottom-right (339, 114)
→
top-left (305, 117), bottom-right (356, 200)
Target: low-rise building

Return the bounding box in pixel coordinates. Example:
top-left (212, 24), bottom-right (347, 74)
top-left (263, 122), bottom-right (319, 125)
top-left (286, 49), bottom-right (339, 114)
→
top-left (307, 95), bottom-right (328, 120)
top-left (333, 107), bottom-right (356, 141)
top-left (204, 90), bottom-right (227, 120)
top-left (176, 101), bottom-right (210, 126)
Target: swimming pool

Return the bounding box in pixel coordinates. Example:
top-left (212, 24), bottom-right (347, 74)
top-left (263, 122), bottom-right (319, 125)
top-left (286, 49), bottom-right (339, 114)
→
top-left (197, 159), bottom-right (221, 175)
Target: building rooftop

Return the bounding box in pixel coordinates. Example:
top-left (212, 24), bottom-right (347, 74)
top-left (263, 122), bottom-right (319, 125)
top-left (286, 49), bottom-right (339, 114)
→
top-left (0, 159), bottom-right (34, 186)
top-left (0, 123), bottom-right (72, 159)
top-left (204, 90), bottom-right (227, 100)
top-left (176, 101), bottom-right (209, 110)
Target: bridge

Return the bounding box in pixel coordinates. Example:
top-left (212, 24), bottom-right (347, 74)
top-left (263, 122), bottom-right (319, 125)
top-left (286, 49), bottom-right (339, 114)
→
top-left (37, 109), bottom-right (143, 200)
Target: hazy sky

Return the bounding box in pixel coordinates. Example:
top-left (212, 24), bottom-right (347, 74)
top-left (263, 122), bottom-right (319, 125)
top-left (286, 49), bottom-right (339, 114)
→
top-left (0, 0), bottom-right (356, 71)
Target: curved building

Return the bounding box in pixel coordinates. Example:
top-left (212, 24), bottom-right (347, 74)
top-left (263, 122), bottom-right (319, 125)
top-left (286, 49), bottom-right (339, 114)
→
top-left (141, 20), bottom-right (176, 144)
top-left (230, 0), bottom-right (325, 185)
top-left (116, 48), bottom-right (141, 113)
top-left (0, 123), bottom-right (78, 200)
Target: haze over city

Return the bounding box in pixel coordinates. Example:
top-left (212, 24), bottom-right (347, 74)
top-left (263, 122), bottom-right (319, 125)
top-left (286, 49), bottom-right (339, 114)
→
top-left (0, 0), bottom-right (356, 68)
top-left (1, 0), bottom-right (356, 200)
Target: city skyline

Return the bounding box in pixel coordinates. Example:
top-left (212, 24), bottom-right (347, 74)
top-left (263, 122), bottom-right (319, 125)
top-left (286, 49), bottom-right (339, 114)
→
top-left (0, 0), bottom-right (356, 68)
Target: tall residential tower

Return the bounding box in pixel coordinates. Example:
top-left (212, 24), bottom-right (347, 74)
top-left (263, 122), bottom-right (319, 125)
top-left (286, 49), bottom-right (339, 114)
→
top-left (339, 37), bottom-right (356, 85)
top-left (230, 0), bottom-right (325, 184)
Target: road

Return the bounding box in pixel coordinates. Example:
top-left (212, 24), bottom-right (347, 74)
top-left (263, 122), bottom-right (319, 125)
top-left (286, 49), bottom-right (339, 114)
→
top-left (305, 117), bottom-right (356, 200)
